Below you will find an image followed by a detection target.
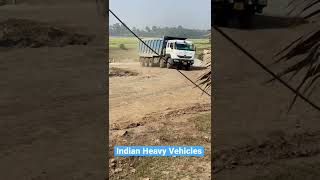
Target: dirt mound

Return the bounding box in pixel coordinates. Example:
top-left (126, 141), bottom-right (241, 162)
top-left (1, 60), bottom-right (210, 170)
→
top-left (0, 18), bottom-right (92, 48)
top-left (110, 103), bottom-right (211, 131)
top-left (202, 49), bottom-right (211, 65)
top-left (109, 67), bottom-right (138, 77)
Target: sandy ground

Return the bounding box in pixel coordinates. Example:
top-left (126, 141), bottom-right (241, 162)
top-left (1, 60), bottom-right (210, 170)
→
top-left (213, 1), bottom-right (320, 179)
top-left (109, 61), bottom-right (209, 124)
top-left (0, 2), bottom-right (106, 180)
top-left (108, 62), bottom-right (211, 179)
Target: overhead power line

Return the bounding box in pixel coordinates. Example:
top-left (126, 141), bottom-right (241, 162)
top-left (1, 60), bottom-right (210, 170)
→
top-left (213, 25), bottom-right (320, 112)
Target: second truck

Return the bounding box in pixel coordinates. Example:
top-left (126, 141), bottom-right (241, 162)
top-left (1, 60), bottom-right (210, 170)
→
top-left (138, 36), bottom-right (196, 70)
top-left (212, 0), bottom-right (268, 27)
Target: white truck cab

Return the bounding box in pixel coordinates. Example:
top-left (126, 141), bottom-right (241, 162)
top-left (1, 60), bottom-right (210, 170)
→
top-left (138, 36), bottom-right (196, 70)
top-left (165, 40), bottom-right (195, 69)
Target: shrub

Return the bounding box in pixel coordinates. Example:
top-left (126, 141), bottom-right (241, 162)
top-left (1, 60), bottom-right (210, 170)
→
top-left (119, 43), bottom-right (127, 50)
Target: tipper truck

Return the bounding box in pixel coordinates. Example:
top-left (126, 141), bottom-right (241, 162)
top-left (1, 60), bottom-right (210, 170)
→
top-left (213, 0), bottom-right (268, 27)
top-left (138, 36), bottom-right (196, 70)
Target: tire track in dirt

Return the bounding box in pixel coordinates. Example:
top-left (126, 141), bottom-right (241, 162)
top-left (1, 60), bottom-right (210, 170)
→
top-left (110, 103), bottom-right (211, 134)
top-left (110, 84), bottom-right (191, 107)
top-left (109, 62), bottom-right (210, 126)
top-left (213, 130), bottom-right (320, 174)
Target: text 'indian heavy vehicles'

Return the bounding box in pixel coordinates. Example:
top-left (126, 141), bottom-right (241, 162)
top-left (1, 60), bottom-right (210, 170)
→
top-left (212, 0), bottom-right (268, 27)
top-left (138, 36), bottom-right (196, 70)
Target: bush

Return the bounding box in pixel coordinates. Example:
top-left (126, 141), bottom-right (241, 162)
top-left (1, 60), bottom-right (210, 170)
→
top-left (119, 43), bottom-right (127, 50)
top-left (198, 52), bottom-right (204, 60)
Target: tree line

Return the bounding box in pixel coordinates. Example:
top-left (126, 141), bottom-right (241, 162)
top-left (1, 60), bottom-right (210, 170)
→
top-left (109, 23), bottom-right (210, 39)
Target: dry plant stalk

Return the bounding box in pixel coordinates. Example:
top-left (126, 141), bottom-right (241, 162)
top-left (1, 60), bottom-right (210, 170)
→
top-left (272, 0), bottom-right (320, 109)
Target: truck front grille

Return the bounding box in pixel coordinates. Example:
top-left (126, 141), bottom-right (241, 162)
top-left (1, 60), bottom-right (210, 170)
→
top-left (177, 55), bottom-right (192, 59)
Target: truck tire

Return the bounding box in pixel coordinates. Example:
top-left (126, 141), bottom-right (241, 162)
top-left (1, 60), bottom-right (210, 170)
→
top-left (145, 58), bottom-right (150, 67)
top-left (185, 64), bottom-right (191, 71)
top-left (160, 59), bottom-right (166, 68)
top-left (213, 14), bottom-right (227, 26)
top-left (150, 58), bottom-right (155, 67)
top-left (140, 57), bottom-right (145, 67)
top-left (213, 7), bottom-right (229, 27)
top-left (167, 58), bottom-right (173, 69)
top-left (239, 13), bottom-right (253, 28)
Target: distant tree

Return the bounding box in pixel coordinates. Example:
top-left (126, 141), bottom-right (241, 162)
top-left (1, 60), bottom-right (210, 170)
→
top-left (113, 23), bottom-right (121, 34)
top-left (108, 23), bottom-right (209, 38)
top-left (152, 26), bottom-right (158, 32)
top-left (145, 26), bottom-right (151, 33)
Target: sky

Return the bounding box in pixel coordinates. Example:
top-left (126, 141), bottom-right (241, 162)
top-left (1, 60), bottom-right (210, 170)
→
top-left (109, 0), bottom-right (211, 30)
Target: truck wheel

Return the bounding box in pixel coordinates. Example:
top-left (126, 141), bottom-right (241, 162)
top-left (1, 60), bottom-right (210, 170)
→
top-left (213, 14), bottom-right (226, 26)
top-left (150, 58), bottom-right (155, 67)
top-left (140, 57), bottom-right (145, 67)
top-left (167, 58), bottom-right (173, 69)
top-left (213, 9), bottom-right (229, 27)
top-left (239, 13), bottom-right (253, 28)
top-left (160, 59), bottom-right (166, 68)
top-left (145, 58), bottom-right (149, 67)
top-left (185, 64), bottom-right (191, 71)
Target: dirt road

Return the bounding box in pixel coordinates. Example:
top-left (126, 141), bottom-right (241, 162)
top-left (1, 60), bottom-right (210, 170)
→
top-left (109, 62), bottom-right (210, 124)
top-left (213, 1), bottom-right (320, 179)
top-left (109, 62), bottom-right (211, 179)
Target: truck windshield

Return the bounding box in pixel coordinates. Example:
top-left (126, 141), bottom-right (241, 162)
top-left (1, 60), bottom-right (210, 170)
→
top-left (175, 43), bottom-right (194, 51)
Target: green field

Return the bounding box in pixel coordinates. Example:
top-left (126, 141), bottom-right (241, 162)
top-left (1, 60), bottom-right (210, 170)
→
top-left (109, 36), bottom-right (210, 61)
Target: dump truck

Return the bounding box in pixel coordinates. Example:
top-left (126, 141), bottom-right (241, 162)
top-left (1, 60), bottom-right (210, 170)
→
top-left (138, 36), bottom-right (196, 70)
top-left (212, 0), bottom-right (268, 27)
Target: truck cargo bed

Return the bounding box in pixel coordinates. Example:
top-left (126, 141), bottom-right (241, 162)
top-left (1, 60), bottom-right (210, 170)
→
top-left (138, 36), bottom-right (187, 58)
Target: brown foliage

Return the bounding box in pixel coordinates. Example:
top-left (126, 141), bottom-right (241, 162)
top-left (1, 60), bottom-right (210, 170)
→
top-left (272, 0), bottom-right (320, 108)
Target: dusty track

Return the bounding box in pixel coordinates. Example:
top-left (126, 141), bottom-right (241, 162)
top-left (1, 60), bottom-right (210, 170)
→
top-left (109, 62), bottom-right (210, 125)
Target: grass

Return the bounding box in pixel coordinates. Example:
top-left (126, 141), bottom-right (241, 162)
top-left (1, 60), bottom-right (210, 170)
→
top-left (128, 113), bottom-right (212, 179)
top-left (109, 36), bottom-right (138, 49)
top-left (130, 156), bottom-right (209, 179)
top-left (110, 112), bottom-right (211, 180)
top-left (109, 37), bottom-right (139, 61)
top-left (108, 36), bottom-right (210, 61)
top-left (189, 113), bottom-right (211, 134)
top-left (131, 157), bottom-right (174, 179)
